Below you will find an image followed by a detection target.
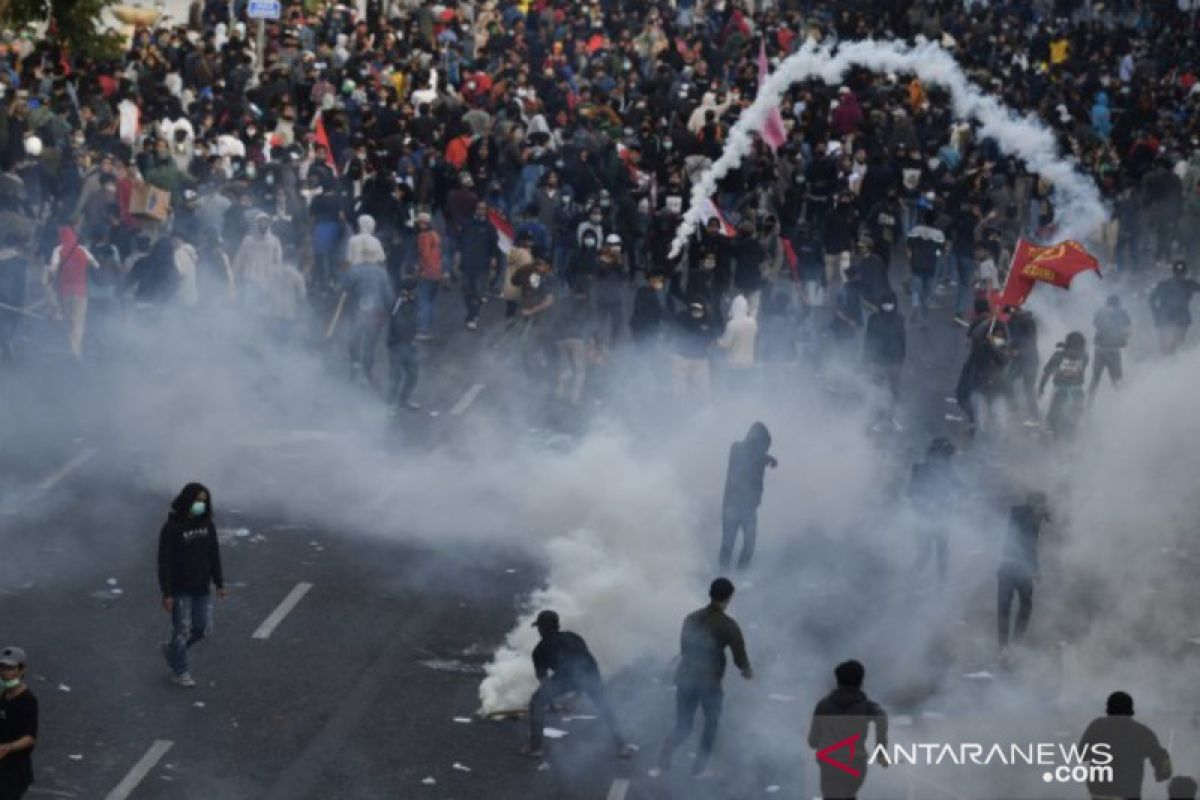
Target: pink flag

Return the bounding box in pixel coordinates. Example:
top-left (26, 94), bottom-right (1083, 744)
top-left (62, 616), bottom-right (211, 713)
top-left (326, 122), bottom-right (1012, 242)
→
top-left (757, 41), bottom-right (787, 151)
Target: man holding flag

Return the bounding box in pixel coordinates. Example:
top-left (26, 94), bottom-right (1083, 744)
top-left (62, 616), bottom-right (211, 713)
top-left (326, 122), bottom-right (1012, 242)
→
top-left (995, 238), bottom-right (1102, 312)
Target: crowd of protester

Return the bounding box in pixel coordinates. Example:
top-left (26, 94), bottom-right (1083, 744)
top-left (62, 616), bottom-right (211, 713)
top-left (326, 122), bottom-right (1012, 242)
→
top-left (0, 0), bottom-right (1197, 399)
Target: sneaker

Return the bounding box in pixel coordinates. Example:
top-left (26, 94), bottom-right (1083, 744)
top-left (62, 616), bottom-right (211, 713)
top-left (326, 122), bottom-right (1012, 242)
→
top-left (171, 672), bottom-right (196, 688)
top-left (466, 319), bottom-right (478, 331)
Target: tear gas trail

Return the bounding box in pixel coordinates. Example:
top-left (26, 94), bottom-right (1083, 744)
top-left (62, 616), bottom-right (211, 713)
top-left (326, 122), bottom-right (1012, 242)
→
top-left (668, 39), bottom-right (1107, 258)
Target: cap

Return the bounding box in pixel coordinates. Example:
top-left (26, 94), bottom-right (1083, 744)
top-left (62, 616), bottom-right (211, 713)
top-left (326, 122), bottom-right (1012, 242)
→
top-left (605, 233), bottom-right (622, 245)
top-left (532, 610), bottom-right (559, 629)
top-left (0, 646), bottom-right (26, 667)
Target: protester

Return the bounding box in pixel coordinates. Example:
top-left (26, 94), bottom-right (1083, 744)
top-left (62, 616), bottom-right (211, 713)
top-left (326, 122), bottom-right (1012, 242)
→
top-left (0, 232), bottom-right (29, 362)
top-left (521, 610), bottom-right (632, 760)
top-left (1079, 691), bottom-right (1172, 800)
top-left (719, 422), bottom-right (777, 571)
top-left (1150, 262), bottom-right (1200, 355)
top-left (157, 482), bottom-right (227, 687)
top-left (998, 492), bottom-right (1050, 657)
top-left (45, 224), bottom-right (99, 360)
top-left (387, 278), bottom-right (420, 412)
top-left (807, 660), bottom-right (889, 800)
top-left (909, 437), bottom-right (961, 584)
top-left (863, 289), bottom-right (905, 431)
top-left (0, 646), bottom-right (37, 800)
top-left (1039, 332), bottom-right (1089, 439)
top-left (1091, 295), bottom-right (1132, 400)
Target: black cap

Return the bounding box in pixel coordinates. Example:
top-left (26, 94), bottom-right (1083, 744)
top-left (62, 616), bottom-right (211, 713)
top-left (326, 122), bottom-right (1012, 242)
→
top-left (532, 610), bottom-right (560, 630)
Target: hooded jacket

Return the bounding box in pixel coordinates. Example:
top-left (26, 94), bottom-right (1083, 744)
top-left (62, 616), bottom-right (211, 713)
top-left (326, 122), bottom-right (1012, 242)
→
top-left (157, 482), bottom-right (224, 596)
top-left (808, 686), bottom-right (889, 774)
top-left (1090, 91), bottom-right (1111, 140)
top-left (716, 294), bottom-right (758, 367)
top-left (723, 422), bottom-right (772, 509)
top-left (347, 214), bottom-right (386, 266)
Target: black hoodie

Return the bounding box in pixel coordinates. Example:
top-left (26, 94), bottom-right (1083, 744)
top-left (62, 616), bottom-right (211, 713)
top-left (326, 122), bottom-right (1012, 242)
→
top-left (723, 422), bottom-right (772, 510)
top-left (808, 686), bottom-right (889, 773)
top-left (157, 482), bottom-right (224, 596)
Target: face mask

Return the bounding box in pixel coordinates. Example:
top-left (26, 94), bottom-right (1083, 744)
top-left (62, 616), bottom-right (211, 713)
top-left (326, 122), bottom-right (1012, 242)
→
top-left (881, 302), bottom-right (895, 311)
top-left (528, 273), bottom-right (541, 289)
top-left (191, 501), bottom-right (207, 516)
top-left (993, 338), bottom-right (1007, 348)
top-left (2, 677), bottom-right (20, 689)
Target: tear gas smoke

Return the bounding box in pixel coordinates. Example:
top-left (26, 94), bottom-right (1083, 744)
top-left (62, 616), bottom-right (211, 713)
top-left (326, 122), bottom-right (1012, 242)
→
top-left (669, 39), bottom-right (1107, 258)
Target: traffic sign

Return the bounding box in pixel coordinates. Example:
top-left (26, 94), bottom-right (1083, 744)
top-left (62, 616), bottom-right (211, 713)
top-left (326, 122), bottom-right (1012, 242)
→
top-left (247, 0), bottom-right (281, 19)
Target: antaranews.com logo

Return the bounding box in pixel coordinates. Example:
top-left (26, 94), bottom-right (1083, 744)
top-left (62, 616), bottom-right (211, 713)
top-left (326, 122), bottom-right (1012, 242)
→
top-left (817, 734), bottom-right (1114, 784)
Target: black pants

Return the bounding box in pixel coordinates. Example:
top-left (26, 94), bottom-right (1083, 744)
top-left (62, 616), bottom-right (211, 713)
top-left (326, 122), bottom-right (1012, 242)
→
top-left (998, 565), bottom-right (1034, 648)
top-left (0, 781), bottom-right (30, 800)
top-left (389, 343), bottom-right (419, 405)
top-left (528, 673), bottom-right (623, 749)
top-left (819, 761), bottom-right (866, 799)
top-left (462, 269), bottom-right (484, 323)
top-left (719, 504), bottom-right (758, 569)
top-left (662, 684), bottom-right (723, 768)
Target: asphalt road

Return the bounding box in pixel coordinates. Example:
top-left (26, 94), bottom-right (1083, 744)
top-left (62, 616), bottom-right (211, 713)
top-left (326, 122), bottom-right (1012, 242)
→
top-left (2, 277), bottom-right (1170, 800)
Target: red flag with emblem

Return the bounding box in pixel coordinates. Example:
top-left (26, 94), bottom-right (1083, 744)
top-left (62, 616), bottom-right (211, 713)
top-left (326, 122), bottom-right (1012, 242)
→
top-left (996, 238), bottom-right (1101, 310)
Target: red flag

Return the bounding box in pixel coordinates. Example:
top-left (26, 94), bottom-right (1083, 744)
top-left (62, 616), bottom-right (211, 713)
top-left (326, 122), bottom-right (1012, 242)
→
top-left (696, 196), bottom-right (736, 237)
top-left (756, 42), bottom-right (786, 152)
top-left (488, 208), bottom-right (514, 253)
top-left (781, 238), bottom-right (799, 279)
top-left (997, 238), bottom-right (1101, 309)
top-left (313, 111), bottom-right (339, 176)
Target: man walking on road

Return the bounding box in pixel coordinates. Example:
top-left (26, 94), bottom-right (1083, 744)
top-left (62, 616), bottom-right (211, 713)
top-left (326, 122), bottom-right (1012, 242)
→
top-left (998, 492), bottom-right (1050, 657)
top-left (158, 483), bottom-right (227, 688)
top-left (719, 422), bottom-right (777, 570)
top-left (521, 610), bottom-right (633, 760)
top-left (1078, 691), bottom-right (1172, 799)
top-left (808, 659), bottom-right (889, 800)
top-left (655, 578), bottom-right (752, 778)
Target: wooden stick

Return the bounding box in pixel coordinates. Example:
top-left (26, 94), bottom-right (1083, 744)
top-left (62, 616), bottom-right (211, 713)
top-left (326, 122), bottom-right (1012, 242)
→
top-left (325, 292), bottom-right (347, 339)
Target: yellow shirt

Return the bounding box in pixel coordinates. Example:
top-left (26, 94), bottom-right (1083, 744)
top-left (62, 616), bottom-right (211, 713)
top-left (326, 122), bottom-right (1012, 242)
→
top-left (1050, 39), bottom-right (1069, 65)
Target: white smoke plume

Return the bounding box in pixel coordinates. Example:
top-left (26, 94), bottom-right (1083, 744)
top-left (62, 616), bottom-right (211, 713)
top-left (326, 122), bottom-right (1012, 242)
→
top-left (669, 39), bottom-right (1108, 258)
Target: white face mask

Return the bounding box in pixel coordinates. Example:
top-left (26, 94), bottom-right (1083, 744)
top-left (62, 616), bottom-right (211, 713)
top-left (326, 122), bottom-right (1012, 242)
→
top-left (529, 273), bottom-right (541, 289)
top-left (881, 302), bottom-right (896, 311)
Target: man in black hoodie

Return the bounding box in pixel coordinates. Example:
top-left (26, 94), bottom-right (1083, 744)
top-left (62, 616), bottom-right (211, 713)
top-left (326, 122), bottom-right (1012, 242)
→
top-left (157, 482), bottom-right (226, 688)
top-left (387, 279), bottom-right (420, 411)
top-left (998, 492), bottom-right (1049, 654)
top-left (719, 422), bottom-right (777, 570)
top-left (863, 290), bottom-right (906, 431)
top-left (808, 660), bottom-right (889, 800)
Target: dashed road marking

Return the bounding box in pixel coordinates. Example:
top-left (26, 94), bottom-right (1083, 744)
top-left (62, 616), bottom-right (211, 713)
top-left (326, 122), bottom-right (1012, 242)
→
top-left (607, 778), bottom-right (630, 800)
top-left (252, 582), bottom-right (313, 640)
top-left (104, 739), bottom-right (173, 800)
top-left (450, 383), bottom-right (485, 416)
top-left (37, 448), bottom-right (96, 491)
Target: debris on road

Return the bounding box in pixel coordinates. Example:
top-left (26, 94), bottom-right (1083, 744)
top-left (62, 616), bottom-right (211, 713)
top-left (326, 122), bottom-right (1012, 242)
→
top-left (451, 762), bottom-right (472, 772)
top-left (452, 717), bottom-right (472, 724)
top-left (542, 727), bottom-right (568, 739)
top-left (421, 777), bottom-right (436, 785)
top-left (57, 683), bottom-right (71, 692)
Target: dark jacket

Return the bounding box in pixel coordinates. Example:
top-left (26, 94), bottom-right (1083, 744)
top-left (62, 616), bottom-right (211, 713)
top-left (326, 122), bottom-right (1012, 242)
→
top-left (672, 309), bottom-right (716, 359)
top-left (808, 687), bottom-right (889, 773)
top-left (723, 422), bottom-right (772, 510)
top-left (157, 482), bottom-right (224, 596)
top-left (1078, 715), bottom-right (1172, 798)
top-left (1000, 503), bottom-right (1046, 576)
top-left (629, 286), bottom-right (666, 340)
top-left (864, 309), bottom-right (906, 365)
top-left (387, 295), bottom-right (418, 348)
top-left (459, 215), bottom-right (499, 275)
top-left (1150, 276), bottom-right (1200, 327)
top-left (532, 630), bottom-right (600, 684)
top-left (674, 603), bottom-right (751, 690)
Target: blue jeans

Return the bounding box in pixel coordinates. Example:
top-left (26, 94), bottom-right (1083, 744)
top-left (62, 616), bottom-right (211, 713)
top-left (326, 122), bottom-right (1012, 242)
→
top-left (417, 279), bottom-right (438, 335)
top-left (719, 504), bottom-right (758, 569)
top-left (911, 272), bottom-right (935, 317)
top-left (165, 591), bottom-right (212, 676)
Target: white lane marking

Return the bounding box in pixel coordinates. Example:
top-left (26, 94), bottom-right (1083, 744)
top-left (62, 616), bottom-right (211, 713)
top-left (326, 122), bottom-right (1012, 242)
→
top-left (27, 788), bottom-right (79, 798)
top-left (37, 448), bottom-right (97, 491)
top-left (607, 778), bottom-right (630, 800)
top-left (104, 740), bottom-right (173, 800)
top-left (450, 383), bottom-right (485, 416)
top-left (252, 582), bottom-right (314, 640)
